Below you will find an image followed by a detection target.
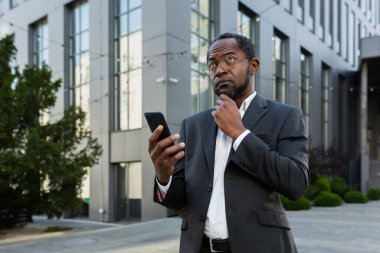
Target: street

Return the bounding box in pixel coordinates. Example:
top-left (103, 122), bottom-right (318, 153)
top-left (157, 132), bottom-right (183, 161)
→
top-left (1, 201), bottom-right (380, 253)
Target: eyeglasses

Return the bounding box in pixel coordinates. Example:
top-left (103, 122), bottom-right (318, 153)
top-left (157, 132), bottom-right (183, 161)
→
top-left (204, 55), bottom-right (248, 75)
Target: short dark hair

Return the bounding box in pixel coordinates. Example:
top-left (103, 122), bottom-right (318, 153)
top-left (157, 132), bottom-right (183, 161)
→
top-left (208, 33), bottom-right (256, 60)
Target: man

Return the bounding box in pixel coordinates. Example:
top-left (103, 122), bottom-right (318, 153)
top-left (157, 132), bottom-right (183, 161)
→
top-left (148, 33), bottom-right (308, 253)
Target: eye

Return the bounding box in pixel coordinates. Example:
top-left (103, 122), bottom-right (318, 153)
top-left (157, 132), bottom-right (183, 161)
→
top-left (208, 60), bottom-right (217, 69)
top-left (225, 55), bottom-right (236, 65)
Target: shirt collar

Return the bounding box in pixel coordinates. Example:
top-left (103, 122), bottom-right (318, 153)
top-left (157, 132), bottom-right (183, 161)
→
top-left (239, 91), bottom-right (256, 113)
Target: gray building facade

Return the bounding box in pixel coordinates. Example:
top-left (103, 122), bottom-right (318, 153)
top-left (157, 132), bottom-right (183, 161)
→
top-left (1, 0), bottom-right (379, 222)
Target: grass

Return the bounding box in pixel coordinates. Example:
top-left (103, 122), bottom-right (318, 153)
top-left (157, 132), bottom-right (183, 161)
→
top-left (44, 226), bottom-right (72, 233)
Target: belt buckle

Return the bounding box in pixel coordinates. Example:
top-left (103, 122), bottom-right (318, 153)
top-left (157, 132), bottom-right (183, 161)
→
top-left (209, 238), bottom-right (222, 253)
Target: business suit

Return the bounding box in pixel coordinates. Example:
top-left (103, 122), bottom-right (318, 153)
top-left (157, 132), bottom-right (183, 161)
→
top-left (154, 94), bottom-right (308, 253)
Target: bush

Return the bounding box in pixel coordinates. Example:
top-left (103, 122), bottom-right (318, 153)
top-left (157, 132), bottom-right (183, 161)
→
top-left (304, 176), bottom-right (331, 200)
top-left (367, 188), bottom-right (380, 200)
top-left (281, 195), bottom-right (311, 210)
top-left (313, 191), bottom-right (342, 207)
top-left (315, 176), bottom-right (331, 192)
top-left (304, 185), bottom-right (320, 200)
top-left (331, 177), bottom-right (348, 197)
top-left (44, 226), bottom-right (72, 233)
top-left (344, 191), bottom-right (368, 203)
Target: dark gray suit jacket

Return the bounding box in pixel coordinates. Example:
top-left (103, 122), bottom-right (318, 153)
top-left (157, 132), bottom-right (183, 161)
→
top-left (154, 94), bottom-right (309, 253)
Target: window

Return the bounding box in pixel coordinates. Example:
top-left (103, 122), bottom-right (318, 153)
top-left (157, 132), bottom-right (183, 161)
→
top-left (272, 32), bottom-right (287, 103)
top-left (114, 0), bottom-right (142, 130)
top-left (328, 0), bottom-right (333, 47)
top-left (191, 0), bottom-right (215, 114)
top-left (297, 0), bottom-right (305, 23)
top-left (68, 1), bottom-right (90, 128)
top-left (337, 0), bottom-right (341, 54)
top-left (281, 0), bottom-right (292, 13)
top-left (344, 3), bottom-right (349, 61)
top-left (349, 11), bottom-right (356, 66)
top-left (31, 18), bottom-right (50, 125)
top-left (237, 8), bottom-right (251, 38)
top-left (319, 0), bottom-right (325, 40)
top-left (309, 0), bottom-right (315, 31)
top-left (321, 65), bottom-right (330, 150)
top-left (31, 19), bottom-right (48, 68)
top-left (0, 0), bottom-right (4, 15)
top-left (10, 0), bottom-right (18, 9)
top-left (300, 50), bottom-right (311, 137)
top-left (237, 6), bottom-right (258, 90)
top-left (114, 162), bottom-right (142, 220)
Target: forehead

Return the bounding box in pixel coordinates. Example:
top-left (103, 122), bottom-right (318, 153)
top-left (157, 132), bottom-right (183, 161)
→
top-left (208, 38), bottom-right (244, 58)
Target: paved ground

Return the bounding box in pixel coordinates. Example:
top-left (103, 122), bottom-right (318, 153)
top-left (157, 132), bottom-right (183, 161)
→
top-left (1, 201), bottom-right (380, 253)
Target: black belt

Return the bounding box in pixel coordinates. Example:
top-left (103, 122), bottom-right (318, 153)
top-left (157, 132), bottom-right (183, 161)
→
top-left (202, 235), bottom-right (231, 252)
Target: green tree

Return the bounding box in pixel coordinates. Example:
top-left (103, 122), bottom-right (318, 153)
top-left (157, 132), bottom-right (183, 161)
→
top-left (0, 36), bottom-right (102, 226)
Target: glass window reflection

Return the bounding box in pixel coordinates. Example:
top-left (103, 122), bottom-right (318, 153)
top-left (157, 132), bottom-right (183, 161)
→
top-left (114, 0), bottom-right (142, 130)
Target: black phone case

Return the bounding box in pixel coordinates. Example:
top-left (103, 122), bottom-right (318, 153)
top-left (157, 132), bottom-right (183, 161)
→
top-left (144, 112), bottom-right (172, 142)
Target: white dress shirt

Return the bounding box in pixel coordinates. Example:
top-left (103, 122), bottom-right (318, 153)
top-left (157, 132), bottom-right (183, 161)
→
top-left (157, 92), bottom-right (256, 240)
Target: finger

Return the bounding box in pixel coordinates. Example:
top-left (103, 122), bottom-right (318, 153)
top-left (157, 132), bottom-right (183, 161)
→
top-left (168, 151), bottom-right (185, 164)
top-left (148, 125), bottom-right (164, 151)
top-left (162, 142), bottom-right (185, 157)
top-left (156, 133), bottom-right (180, 153)
top-left (219, 94), bottom-right (231, 101)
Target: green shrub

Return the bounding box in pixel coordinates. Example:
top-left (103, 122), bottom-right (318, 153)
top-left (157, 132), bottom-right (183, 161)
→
top-left (315, 176), bottom-right (331, 192)
top-left (367, 188), bottom-right (380, 200)
top-left (330, 177), bottom-right (348, 197)
top-left (44, 226), bottom-right (72, 233)
top-left (281, 195), bottom-right (311, 210)
top-left (304, 185), bottom-right (320, 200)
top-left (304, 176), bottom-right (331, 200)
top-left (314, 191), bottom-right (342, 207)
top-left (344, 191), bottom-right (368, 203)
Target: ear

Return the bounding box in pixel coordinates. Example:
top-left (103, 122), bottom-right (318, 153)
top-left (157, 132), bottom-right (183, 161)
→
top-left (249, 58), bottom-right (260, 75)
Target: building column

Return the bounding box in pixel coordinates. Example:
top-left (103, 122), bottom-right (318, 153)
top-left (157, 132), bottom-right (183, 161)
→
top-left (360, 61), bottom-right (369, 192)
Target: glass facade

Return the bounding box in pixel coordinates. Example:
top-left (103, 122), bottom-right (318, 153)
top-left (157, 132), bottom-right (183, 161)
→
top-left (319, 0), bottom-right (325, 40)
top-left (191, 0), bottom-right (214, 114)
top-left (300, 50), bottom-right (310, 137)
top-left (281, 0), bottom-right (292, 13)
top-left (10, 0), bottom-right (18, 8)
top-left (0, 0), bottom-right (3, 15)
top-left (68, 1), bottom-right (90, 128)
top-left (31, 19), bottom-right (49, 68)
top-left (272, 33), bottom-right (286, 103)
top-left (114, 0), bottom-right (142, 130)
top-left (297, 0), bottom-right (305, 23)
top-left (237, 7), bottom-right (258, 89)
top-left (115, 162), bottom-right (142, 220)
top-left (321, 65), bottom-right (330, 150)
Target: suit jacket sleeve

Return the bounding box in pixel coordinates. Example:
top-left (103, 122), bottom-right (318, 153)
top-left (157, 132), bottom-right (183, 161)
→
top-left (230, 106), bottom-right (309, 200)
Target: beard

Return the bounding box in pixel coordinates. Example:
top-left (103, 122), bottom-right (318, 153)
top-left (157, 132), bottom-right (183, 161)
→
top-left (213, 65), bottom-right (251, 99)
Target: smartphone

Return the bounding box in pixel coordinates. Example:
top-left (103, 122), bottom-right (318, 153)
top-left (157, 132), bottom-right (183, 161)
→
top-left (144, 112), bottom-right (172, 143)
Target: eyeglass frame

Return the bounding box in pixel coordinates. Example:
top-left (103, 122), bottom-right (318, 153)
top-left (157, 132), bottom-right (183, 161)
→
top-left (203, 55), bottom-right (252, 76)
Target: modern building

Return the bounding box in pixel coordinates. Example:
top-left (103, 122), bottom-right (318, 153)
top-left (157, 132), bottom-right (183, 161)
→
top-left (1, 0), bottom-right (379, 222)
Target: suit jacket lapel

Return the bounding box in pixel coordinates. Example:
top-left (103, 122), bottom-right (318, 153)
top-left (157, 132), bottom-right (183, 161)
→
top-left (200, 110), bottom-right (218, 179)
top-left (242, 94), bottom-right (268, 131)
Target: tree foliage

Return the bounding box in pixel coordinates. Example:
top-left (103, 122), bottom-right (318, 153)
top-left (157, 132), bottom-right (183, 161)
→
top-left (0, 36), bottom-right (102, 226)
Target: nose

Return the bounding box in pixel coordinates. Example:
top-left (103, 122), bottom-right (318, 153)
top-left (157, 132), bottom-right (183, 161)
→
top-left (213, 62), bottom-right (228, 76)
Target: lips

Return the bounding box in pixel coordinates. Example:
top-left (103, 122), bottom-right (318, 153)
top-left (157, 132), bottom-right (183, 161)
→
top-left (215, 80), bottom-right (232, 88)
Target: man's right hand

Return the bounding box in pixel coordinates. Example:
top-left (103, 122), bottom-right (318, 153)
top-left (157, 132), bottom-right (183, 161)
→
top-left (148, 125), bottom-right (185, 185)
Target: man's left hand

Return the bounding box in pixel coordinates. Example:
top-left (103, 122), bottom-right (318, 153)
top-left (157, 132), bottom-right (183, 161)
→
top-left (212, 94), bottom-right (247, 140)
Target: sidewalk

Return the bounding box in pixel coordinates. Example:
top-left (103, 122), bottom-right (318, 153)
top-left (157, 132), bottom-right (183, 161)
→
top-left (0, 201), bottom-right (379, 253)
